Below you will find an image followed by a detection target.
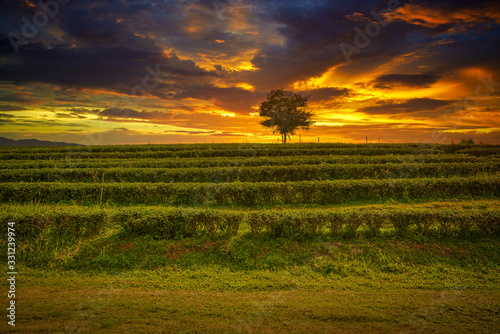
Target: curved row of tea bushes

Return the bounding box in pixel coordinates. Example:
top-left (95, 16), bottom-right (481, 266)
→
top-left (0, 142), bottom-right (447, 154)
top-left (1, 203), bottom-right (497, 239)
top-left (1, 162), bottom-right (498, 183)
top-left (0, 154), bottom-right (497, 171)
top-left (1, 176), bottom-right (498, 206)
top-left (0, 146), bottom-right (465, 161)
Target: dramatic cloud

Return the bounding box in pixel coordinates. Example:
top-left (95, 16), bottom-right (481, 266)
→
top-left (299, 87), bottom-right (352, 102)
top-left (370, 73), bottom-right (440, 89)
top-left (390, 1), bottom-right (500, 28)
top-left (0, 38), bottom-right (215, 94)
top-left (358, 98), bottom-right (453, 115)
top-left (0, 105), bottom-right (27, 111)
top-left (99, 108), bottom-right (172, 120)
top-left (170, 85), bottom-right (265, 114)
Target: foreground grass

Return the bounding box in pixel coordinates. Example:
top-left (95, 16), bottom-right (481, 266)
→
top-left (1, 286), bottom-right (499, 333)
top-left (1, 200), bottom-right (499, 333)
top-left (12, 221), bottom-right (500, 291)
top-left (1, 231), bottom-right (499, 333)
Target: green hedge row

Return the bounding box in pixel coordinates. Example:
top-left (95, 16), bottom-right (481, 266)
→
top-left (447, 147), bottom-right (500, 156)
top-left (1, 176), bottom-right (498, 206)
top-left (114, 207), bottom-right (243, 239)
top-left (1, 154), bottom-right (497, 171)
top-left (2, 162), bottom-right (498, 183)
top-left (2, 142), bottom-right (498, 155)
top-left (0, 142), bottom-right (448, 154)
top-left (0, 147), bottom-right (455, 161)
top-left (3, 148), bottom-right (499, 161)
top-left (243, 207), bottom-right (500, 237)
top-left (121, 206), bottom-right (500, 238)
top-left (0, 206), bottom-right (106, 237)
top-left (1, 204), bottom-right (498, 239)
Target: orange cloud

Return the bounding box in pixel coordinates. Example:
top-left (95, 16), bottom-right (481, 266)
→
top-left (390, 4), bottom-right (500, 28)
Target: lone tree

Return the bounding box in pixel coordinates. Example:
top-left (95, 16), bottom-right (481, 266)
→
top-left (258, 89), bottom-right (315, 143)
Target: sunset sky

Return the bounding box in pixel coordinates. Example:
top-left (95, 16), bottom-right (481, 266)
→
top-left (1, 0), bottom-right (499, 145)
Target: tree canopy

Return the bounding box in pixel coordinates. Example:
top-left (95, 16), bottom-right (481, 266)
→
top-left (258, 89), bottom-right (315, 143)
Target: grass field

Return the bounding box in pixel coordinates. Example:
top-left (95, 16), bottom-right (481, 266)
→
top-left (0, 142), bottom-right (499, 333)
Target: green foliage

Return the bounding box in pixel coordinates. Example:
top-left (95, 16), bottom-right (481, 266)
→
top-left (259, 89), bottom-right (315, 143)
top-left (1, 162), bottom-right (498, 182)
top-left (114, 207), bottom-right (243, 239)
top-left (0, 143), bottom-right (498, 241)
top-left (1, 142), bottom-right (499, 334)
top-left (0, 205), bottom-right (106, 238)
top-left (1, 175), bottom-right (498, 206)
top-left (1, 143), bottom-right (498, 160)
top-left (1, 202), bottom-right (498, 240)
top-left (0, 153), bottom-right (498, 171)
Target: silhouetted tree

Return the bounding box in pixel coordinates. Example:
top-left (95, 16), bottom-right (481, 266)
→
top-left (258, 89), bottom-right (315, 143)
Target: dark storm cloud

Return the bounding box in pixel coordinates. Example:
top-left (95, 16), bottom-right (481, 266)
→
top-left (370, 73), bottom-right (440, 89)
top-left (59, 8), bottom-right (138, 46)
top-left (0, 37), bottom-right (216, 94)
top-left (0, 0), bottom-right (217, 95)
top-left (99, 108), bottom-right (172, 120)
top-left (245, 0), bottom-right (500, 89)
top-left (299, 87), bottom-right (352, 102)
top-left (0, 105), bottom-right (27, 111)
top-left (171, 86), bottom-right (267, 114)
top-left (0, 92), bottom-right (33, 103)
top-left (245, 0), bottom-right (425, 89)
top-left (386, 1), bottom-right (500, 76)
top-left (357, 98), bottom-right (453, 115)
top-left (429, 32), bottom-right (500, 75)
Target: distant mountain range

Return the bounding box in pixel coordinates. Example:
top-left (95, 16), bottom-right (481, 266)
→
top-left (0, 137), bottom-right (82, 147)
